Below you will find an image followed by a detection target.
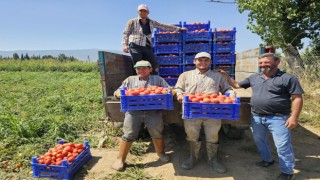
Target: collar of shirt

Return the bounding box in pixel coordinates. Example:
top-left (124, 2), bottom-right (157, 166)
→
top-left (195, 68), bottom-right (211, 75)
top-left (138, 75), bottom-right (150, 81)
top-left (138, 16), bottom-right (150, 21)
top-left (259, 69), bottom-right (283, 78)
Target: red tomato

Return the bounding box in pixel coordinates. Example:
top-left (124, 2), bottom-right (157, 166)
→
top-left (67, 156), bottom-right (75, 163)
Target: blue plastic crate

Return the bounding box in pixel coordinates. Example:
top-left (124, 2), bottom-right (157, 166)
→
top-left (164, 78), bottom-right (178, 86)
top-left (154, 43), bottom-right (183, 54)
top-left (214, 27), bottom-right (236, 41)
top-left (184, 43), bottom-right (212, 53)
top-left (213, 41), bottom-right (235, 53)
top-left (183, 96), bottom-right (240, 120)
top-left (183, 65), bottom-right (196, 72)
top-left (156, 55), bottom-right (183, 65)
top-left (183, 54), bottom-right (197, 64)
top-left (31, 141), bottom-right (92, 180)
top-left (184, 30), bottom-right (213, 42)
top-left (158, 66), bottom-right (182, 76)
top-left (183, 21), bottom-right (210, 32)
top-left (120, 89), bottom-right (174, 112)
top-left (213, 53), bottom-right (235, 64)
top-left (212, 64), bottom-right (235, 75)
top-left (154, 32), bottom-right (183, 43)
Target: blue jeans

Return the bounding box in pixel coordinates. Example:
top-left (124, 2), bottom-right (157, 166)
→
top-left (251, 115), bottom-right (294, 174)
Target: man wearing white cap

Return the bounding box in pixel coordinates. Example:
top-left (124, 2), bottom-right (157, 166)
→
top-left (112, 60), bottom-right (171, 171)
top-left (174, 52), bottom-right (234, 173)
top-left (122, 4), bottom-right (186, 74)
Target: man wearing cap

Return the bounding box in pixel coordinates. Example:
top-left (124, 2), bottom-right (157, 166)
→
top-left (112, 60), bottom-right (171, 171)
top-left (123, 4), bottom-right (186, 74)
top-left (174, 52), bottom-right (234, 173)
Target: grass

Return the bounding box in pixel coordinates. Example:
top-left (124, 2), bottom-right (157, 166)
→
top-left (108, 167), bottom-right (163, 180)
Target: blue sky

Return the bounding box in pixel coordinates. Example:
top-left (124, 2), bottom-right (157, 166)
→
top-left (0, 0), bottom-right (263, 53)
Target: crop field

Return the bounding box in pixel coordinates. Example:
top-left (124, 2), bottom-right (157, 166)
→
top-left (0, 59), bottom-right (106, 179)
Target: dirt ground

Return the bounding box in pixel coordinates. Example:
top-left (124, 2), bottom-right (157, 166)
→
top-left (73, 124), bottom-right (320, 180)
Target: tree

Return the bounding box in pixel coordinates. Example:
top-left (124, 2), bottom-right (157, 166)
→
top-left (25, 53), bottom-right (30, 60)
top-left (237, 0), bottom-right (320, 72)
top-left (21, 53), bottom-right (24, 60)
top-left (13, 53), bottom-right (19, 60)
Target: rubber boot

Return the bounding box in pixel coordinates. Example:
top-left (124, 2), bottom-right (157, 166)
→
top-left (206, 142), bottom-right (227, 173)
top-left (181, 141), bottom-right (202, 170)
top-left (153, 138), bottom-right (170, 162)
top-left (111, 140), bottom-right (133, 171)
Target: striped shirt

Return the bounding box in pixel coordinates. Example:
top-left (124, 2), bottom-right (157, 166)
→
top-left (174, 69), bottom-right (232, 96)
top-left (122, 17), bottom-right (180, 49)
top-left (115, 75), bottom-right (169, 96)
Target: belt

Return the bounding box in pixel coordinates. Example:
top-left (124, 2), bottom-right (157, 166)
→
top-left (255, 113), bottom-right (289, 116)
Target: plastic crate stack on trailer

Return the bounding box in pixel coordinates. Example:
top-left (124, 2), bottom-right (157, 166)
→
top-left (212, 27), bottom-right (236, 79)
top-left (182, 21), bottom-right (212, 72)
top-left (153, 22), bottom-right (183, 86)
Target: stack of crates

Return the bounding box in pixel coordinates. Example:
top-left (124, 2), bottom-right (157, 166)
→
top-left (182, 21), bottom-right (212, 72)
top-left (213, 27), bottom-right (236, 79)
top-left (154, 22), bottom-right (183, 86)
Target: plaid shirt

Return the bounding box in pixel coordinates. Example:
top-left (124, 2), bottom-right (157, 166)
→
top-left (174, 69), bottom-right (232, 97)
top-left (122, 16), bottom-right (180, 49)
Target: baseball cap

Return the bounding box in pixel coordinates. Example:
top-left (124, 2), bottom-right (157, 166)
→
top-left (134, 60), bottom-right (152, 68)
top-left (137, 4), bottom-right (149, 12)
top-left (195, 52), bottom-right (211, 59)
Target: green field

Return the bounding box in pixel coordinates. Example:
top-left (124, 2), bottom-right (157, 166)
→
top-left (0, 59), bottom-right (319, 179)
top-left (0, 59), bottom-right (106, 178)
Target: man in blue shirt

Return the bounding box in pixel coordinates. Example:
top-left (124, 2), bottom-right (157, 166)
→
top-left (221, 53), bottom-right (304, 180)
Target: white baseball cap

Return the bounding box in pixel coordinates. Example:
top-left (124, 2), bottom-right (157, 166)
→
top-left (134, 60), bottom-right (152, 68)
top-left (195, 52), bottom-right (211, 59)
top-left (137, 4), bottom-right (149, 12)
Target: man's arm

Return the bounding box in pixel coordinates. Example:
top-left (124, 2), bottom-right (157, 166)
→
top-left (285, 94), bottom-right (303, 129)
top-left (174, 73), bottom-right (186, 102)
top-left (152, 20), bottom-right (181, 32)
top-left (122, 20), bottom-right (133, 53)
top-left (218, 70), bottom-right (241, 89)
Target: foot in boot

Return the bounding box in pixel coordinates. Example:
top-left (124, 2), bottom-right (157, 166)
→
top-left (157, 152), bottom-right (170, 162)
top-left (181, 156), bottom-right (196, 170)
top-left (111, 159), bottom-right (124, 171)
top-left (211, 159), bottom-right (227, 173)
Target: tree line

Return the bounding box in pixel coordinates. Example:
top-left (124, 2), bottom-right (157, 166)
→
top-left (0, 53), bottom-right (78, 62)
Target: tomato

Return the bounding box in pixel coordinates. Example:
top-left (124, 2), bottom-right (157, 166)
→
top-left (67, 156), bottom-right (75, 163)
top-left (63, 146), bottom-right (71, 152)
top-left (44, 159), bottom-right (51, 165)
top-left (38, 159), bottom-right (44, 164)
top-left (211, 98), bottom-right (219, 103)
top-left (210, 94), bottom-right (218, 98)
top-left (56, 160), bottom-right (62, 166)
top-left (76, 148), bottom-right (83, 153)
top-left (72, 152), bottom-right (79, 157)
top-left (202, 98), bottom-right (211, 103)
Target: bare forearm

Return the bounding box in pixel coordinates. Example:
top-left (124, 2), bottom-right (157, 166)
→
top-left (291, 95), bottom-right (303, 119)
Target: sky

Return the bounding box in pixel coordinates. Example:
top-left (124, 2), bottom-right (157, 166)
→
top-left (0, 0), bottom-right (264, 53)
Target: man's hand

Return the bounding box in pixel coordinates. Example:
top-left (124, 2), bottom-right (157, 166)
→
top-left (177, 94), bottom-right (184, 102)
top-left (123, 46), bottom-right (129, 53)
top-left (285, 116), bottom-right (298, 129)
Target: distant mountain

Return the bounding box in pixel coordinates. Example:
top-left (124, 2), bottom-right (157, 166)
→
top-left (0, 49), bottom-right (128, 62)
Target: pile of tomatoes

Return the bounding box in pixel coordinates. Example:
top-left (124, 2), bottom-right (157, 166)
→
top-left (191, 29), bottom-right (207, 33)
top-left (185, 94), bottom-right (235, 104)
top-left (36, 142), bottom-right (86, 166)
top-left (124, 86), bottom-right (169, 96)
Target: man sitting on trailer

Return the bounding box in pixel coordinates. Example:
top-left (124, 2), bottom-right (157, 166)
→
top-left (174, 52), bottom-right (235, 173)
top-left (111, 60), bottom-right (171, 171)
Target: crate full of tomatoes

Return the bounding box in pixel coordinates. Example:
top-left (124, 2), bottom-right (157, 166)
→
top-left (183, 93), bottom-right (240, 120)
top-left (120, 86), bottom-right (174, 112)
top-left (31, 140), bottom-right (92, 180)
